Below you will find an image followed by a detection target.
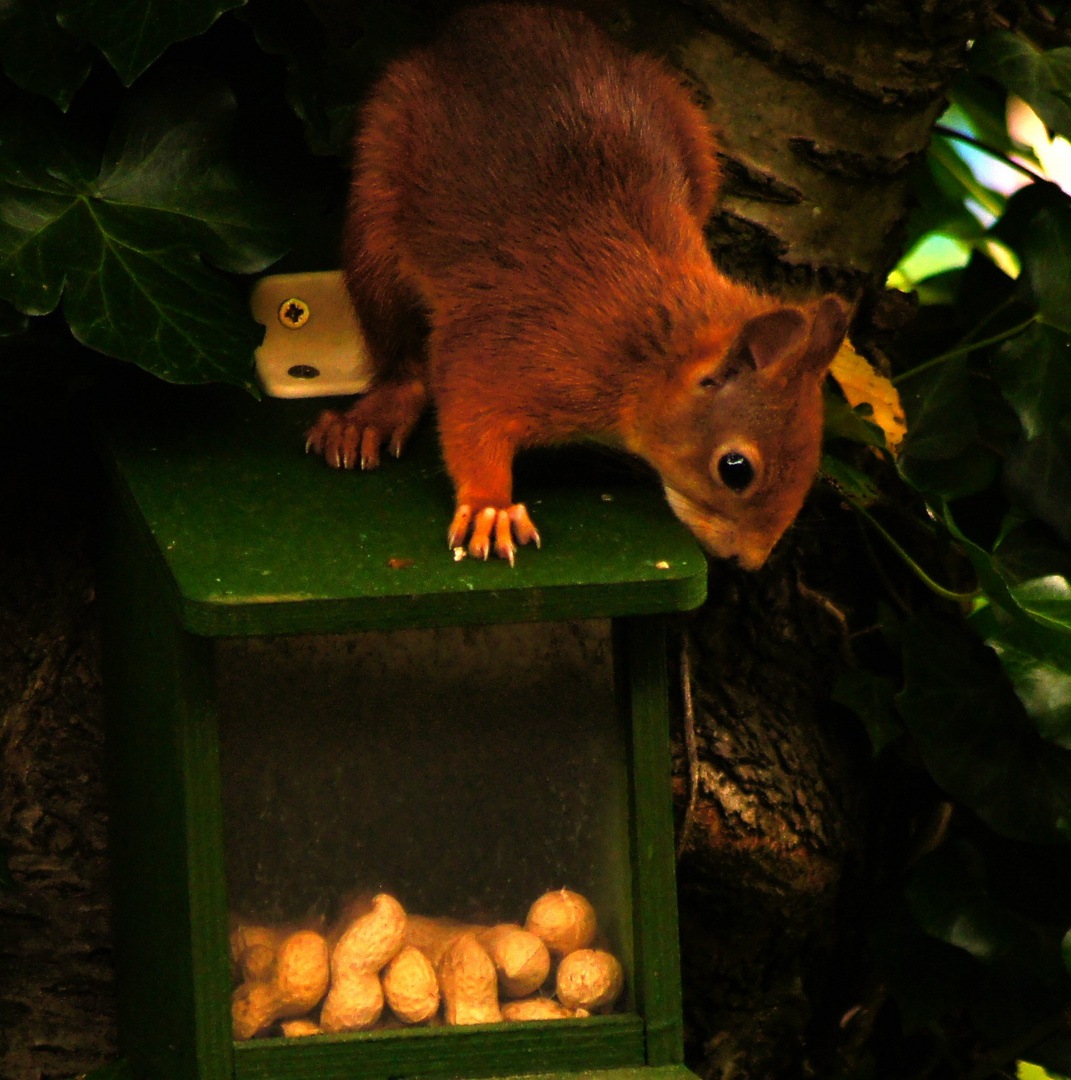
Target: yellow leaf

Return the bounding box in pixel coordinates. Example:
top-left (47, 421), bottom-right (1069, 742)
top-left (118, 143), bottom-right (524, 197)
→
top-left (830, 339), bottom-right (907, 454)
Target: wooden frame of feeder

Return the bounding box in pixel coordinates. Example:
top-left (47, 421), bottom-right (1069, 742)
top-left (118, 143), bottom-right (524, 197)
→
top-left (97, 380), bottom-right (708, 1080)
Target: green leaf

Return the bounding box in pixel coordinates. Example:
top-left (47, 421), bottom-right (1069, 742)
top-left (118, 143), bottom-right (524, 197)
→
top-left (896, 611), bottom-right (1071, 843)
top-left (55, 0), bottom-right (246, 86)
top-left (972, 603), bottom-right (1071, 749)
top-left (901, 444), bottom-right (1001, 501)
top-left (0, 90), bottom-right (292, 388)
top-left (945, 503), bottom-right (1021, 612)
top-left (930, 134), bottom-right (1007, 220)
top-left (995, 519), bottom-right (1071, 585)
top-left (949, 71), bottom-right (1028, 161)
top-left (1019, 206), bottom-right (1071, 334)
top-left (0, 0), bottom-right (94, 111)
top-left (901, 155), bottom-right (988, 255)
top-left (908, 841), bottom-right (1061, 975)
top-left (989, 181), bottom-right (1071, 333)
top-left (896, 355), bottom-right (1004, 499)
top-left (0, 298), bottom-right (28, 337)
top-left (820, 451), bottom-right (880, 507)
top-left (97, 74), bottom-right (296, 275)
top-left (240, 0), bottom-right (432, 156)
top-left (79, 1062), bottom-right (134, 1080)
top-left (899, 355), bottom-right (976, 460)
top-left (992, 322), bottom-right (1071, 441)
top-left (832, 668), bottom-right (904, 755)
top-left (868, 893), bottom-right (978, 1032)
top-left (1003, 419), bottom-right (1071, 546)
top-left (822, 384), bottom-right (887, 448)
top-left (1011, 575), bottom-right (1071, 634)
top-left (970, 31), bottom-right (1071, 142)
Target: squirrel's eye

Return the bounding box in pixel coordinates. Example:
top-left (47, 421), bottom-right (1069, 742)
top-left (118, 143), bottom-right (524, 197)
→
top-left (717, 451), bottom-right (754, 493)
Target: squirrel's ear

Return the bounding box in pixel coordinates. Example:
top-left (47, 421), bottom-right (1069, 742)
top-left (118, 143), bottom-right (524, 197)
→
top-left (800, 295), bottom-right (850, 375)
top-left (737, 308), bottom-right (808, 371)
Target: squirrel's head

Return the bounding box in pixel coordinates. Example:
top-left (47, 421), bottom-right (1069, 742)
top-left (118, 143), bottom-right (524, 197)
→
top-left (627, 295), bottom-right (849, 570)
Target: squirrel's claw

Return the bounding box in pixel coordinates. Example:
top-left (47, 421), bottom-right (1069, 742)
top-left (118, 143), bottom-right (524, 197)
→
top-left (447, 503), bottom-right (538, 564)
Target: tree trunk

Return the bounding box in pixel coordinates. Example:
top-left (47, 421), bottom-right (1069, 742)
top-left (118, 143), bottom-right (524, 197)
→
top-left (0, 2), bottom-right (991, 1079)
top-left (0, 324), bottom-right (117, 1080)
top-left (580, 1), bottom-right (991, 1077)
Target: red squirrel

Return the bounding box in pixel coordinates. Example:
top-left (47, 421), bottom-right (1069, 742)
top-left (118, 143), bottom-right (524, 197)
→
top-left (305, 4), bottom-right (849, 568)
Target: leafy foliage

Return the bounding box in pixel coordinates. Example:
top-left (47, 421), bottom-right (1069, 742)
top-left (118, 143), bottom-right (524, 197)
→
top-left (0, 0), bottom-right (93, 110)
top-left (824, 10), bottom-right (1071, 1075)
top-left (56, 0), bottom-right (248, 86)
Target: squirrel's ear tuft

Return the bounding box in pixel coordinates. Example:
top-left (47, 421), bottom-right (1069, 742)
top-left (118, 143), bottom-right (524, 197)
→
top-left (736, 308), bottom-right (809, 371)
top-left (801, 295), bottom-right (850, 375)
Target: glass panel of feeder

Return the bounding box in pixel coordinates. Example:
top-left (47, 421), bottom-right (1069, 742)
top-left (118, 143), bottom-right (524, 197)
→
top-left (215, 619), bottom-right (633, 1035)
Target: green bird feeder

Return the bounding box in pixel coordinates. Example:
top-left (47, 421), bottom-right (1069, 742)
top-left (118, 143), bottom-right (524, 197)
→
top-left (97, 369), bottom-right (707, 1080)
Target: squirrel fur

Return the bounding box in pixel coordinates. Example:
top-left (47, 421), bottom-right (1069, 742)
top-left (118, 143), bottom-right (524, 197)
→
top-left (306, 4), bottom-right (850, 567)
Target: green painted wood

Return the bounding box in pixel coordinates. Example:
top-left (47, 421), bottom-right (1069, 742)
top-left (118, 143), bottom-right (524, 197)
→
top-left (233, 1017), bottom-right (645, 1080)
top-left (95, 381), bottom-right (706, 635)
top-left (490, 1067), bottom-right (694, 1080)
top-left (618, 618), bottom-right (684, 1066)
top-left (100, 485), bottom-right (233, 1080)
top-left (99, 379), bottom-right (702, 1080)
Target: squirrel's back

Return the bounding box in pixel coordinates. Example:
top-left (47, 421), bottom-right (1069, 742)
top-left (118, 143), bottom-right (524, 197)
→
top-left (352, 4), bottom-right (721, 284)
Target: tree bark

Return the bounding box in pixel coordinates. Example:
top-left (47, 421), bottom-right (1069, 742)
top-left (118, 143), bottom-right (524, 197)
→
top-left (0, 325), bottom-right (116, 1080)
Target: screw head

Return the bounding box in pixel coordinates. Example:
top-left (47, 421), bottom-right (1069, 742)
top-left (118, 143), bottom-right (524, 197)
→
top-left (278, 298), bottom-right (310, 329)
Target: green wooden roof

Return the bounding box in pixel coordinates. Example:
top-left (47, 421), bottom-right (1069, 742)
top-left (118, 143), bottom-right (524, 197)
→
top-left (98, 382), bottom-right (707, 635)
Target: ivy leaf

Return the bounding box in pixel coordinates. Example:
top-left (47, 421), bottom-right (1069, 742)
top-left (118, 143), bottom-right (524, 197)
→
top-left (0, 0), bottom-right (94, 111)
top-left (990, 181), bottom-right (1071, 333)
top-left (55, 0), bottom-right (246, 86)
top-left (971, 603), bottom-right (1071, 750)
top-left (992, 321), bottom-right (1071, 441)
top-left (79, 1062), bottom-right (135, 1080)
top-left (1004, 419), bottom-right (1071, 546)
top-left (821, 452), bottom-right (881, 507)
top-left (1010, 575), bottom-right (1071, 634)
top-left (899, 356), bottom-right (975, 461)
top-left (996, 519), bottom-right (1071, 584)
top-left (0, 298), bottom-right (28, 337)
top-left (0, 89), bottom-right (292, 388)
top-left (930, 134), bottom-right (1007, 221)
top-left (969, 31), bottom-right (1071, 143)
top-left (896, 611), bottom-right (1071, 844)
top-left (832, 668), bottom-right (904, 755)
top-left (951, 71), bottom-right (1028, 161)
top-left (240, 0), bottom-right (433, 156)
top-left (896, 356), bottom-right (1002, 499)
top-left (908, 841), bottom-right (1061, 976)
top-left (823, 384), bottom-right (886, 449)
top-left (1019, 208), bottom-right (1071, 334)
top-left (97, 73), bottom-right (297, 274)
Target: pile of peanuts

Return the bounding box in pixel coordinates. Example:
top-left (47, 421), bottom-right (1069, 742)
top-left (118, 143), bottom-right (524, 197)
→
top-left (230, 888), bottom-right (625, 1039)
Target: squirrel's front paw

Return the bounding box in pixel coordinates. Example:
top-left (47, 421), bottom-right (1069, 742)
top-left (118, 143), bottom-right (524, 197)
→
top-left (448, 504), bottom-right (541, 565)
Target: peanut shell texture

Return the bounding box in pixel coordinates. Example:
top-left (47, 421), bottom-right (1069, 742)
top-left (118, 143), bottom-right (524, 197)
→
top-left (555, 948), bottom-right (624, 1011)
top-left (383, 945), bottom-right (441, 1024)
top-left (524, 889), bottom-right (597, 957)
